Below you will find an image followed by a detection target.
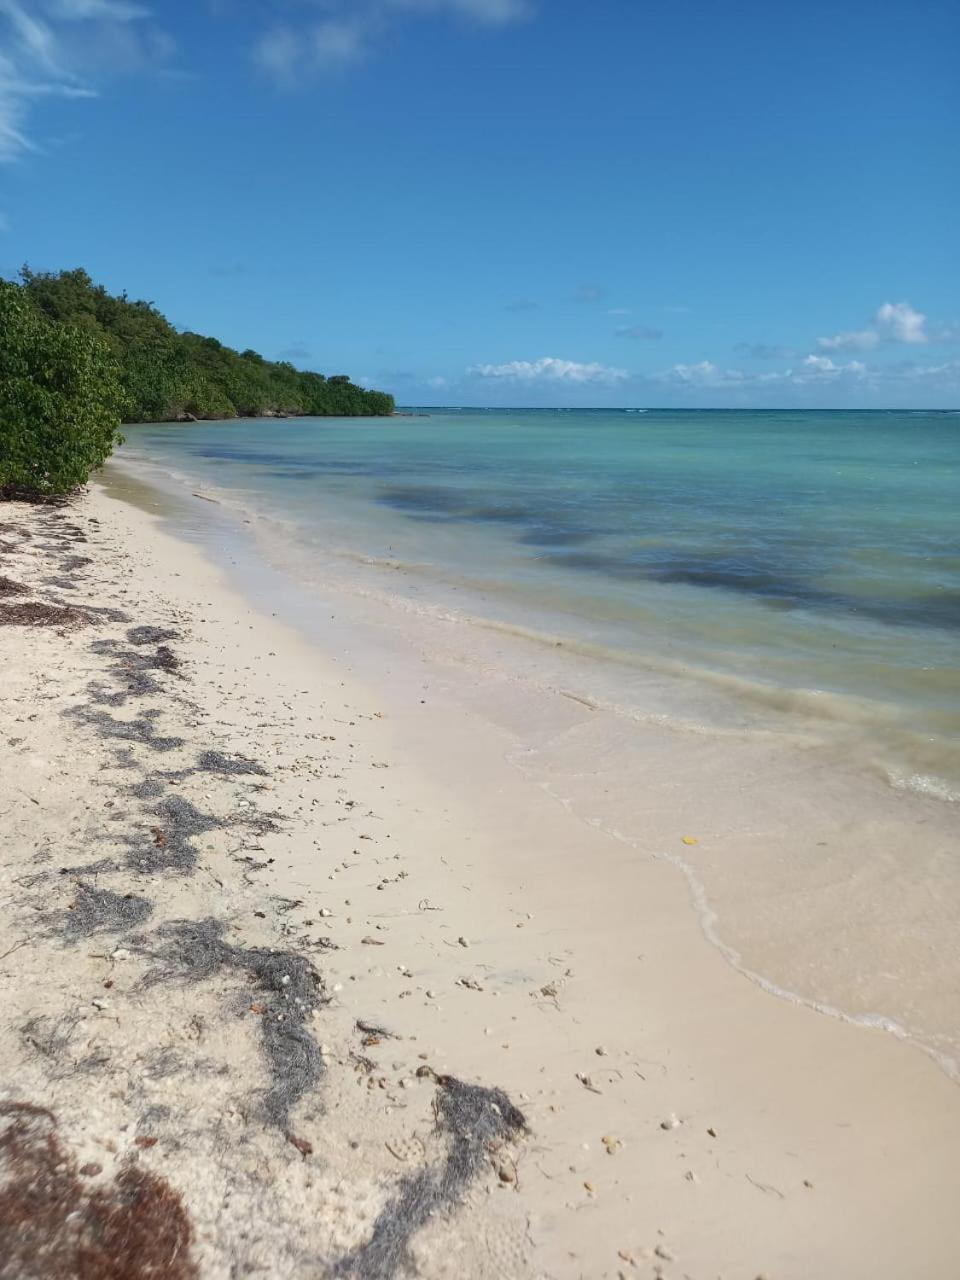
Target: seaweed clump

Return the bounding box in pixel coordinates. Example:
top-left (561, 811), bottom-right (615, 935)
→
top-left (60, 882), bottom-right (153, 939)
top-left (0, 1101), bottom-right (198, 1279)
top-left (0, 602), bottom-right (89, 629)
top-left (333, 1076), bottom-right (527, 1279)
top-left (142, 918), bottom-right (325, 1130)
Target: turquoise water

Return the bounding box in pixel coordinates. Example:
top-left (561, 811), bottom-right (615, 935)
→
top-left (121, 408), bottom-right (960, 797)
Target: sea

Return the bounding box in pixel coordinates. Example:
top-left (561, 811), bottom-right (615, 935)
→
top-left (115, 407), bottom-right (960, 1077)
top-left (120, 407), bottom-right (960, 804)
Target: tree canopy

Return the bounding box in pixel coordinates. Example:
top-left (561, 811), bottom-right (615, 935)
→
top-left (0, 280), bottom-right (126, 498)
top-left (17, 267), bottom-right (395, 423)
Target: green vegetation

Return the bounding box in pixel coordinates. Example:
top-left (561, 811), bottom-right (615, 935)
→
top-left (17, 268), bottom-right (395, 423)
top-left (0, 280), bottom-right (126, 498)
top-left (0, 268), bottom-right (393, 497)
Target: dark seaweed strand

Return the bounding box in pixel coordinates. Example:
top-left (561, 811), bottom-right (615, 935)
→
top-left (332, 1076), bottom-right (527, 1279)
top-left (140, 919), bottom-right (325, 1131)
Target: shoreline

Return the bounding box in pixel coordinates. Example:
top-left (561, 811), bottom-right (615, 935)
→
top-left (107, 446), bottom-right (960, 1084)
top-left (1, 477), bottom-right (959, 1275)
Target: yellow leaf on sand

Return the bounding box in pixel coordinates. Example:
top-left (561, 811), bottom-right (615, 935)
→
top-left (681, 836), bottom-right (698, 846)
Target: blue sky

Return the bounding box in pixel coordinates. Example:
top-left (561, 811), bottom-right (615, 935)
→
top-left (1, 0), bottom-right (957, 408)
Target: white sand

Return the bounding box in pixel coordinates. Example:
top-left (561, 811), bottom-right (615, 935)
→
top-left (1, 479), bottom-right (958, 1278)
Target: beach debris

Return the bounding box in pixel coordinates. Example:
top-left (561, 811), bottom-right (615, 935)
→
top-left (287, 1134), bottom-right (313, 1158)
top-left (196, 749), bottom-right (268, 777)
top-left (457, 936), bottom-right (470, 948)
top-left (331, 1076), bottom-right (526, 1279)
top-left (660, 1115), bottom-right (681, 1130)
top-left (576, 1072), bottom-right (602, 1094)
top-left (707, 1126), bottom-right (718, 1138)
top-left (141, 918), bottom-right (326, 1130)
top-left (595, 1045), bottom-right (608, 1056)
top-left (681, 835), bottom-right (699, 846)
top-left (69, 704), bottom-right (186, 754)
top-left (456, 977), bottom-right (484, 992)
top-left (0, 601), bottom-right (90, 629)
top-left (0, 1102), bottom-right (197, 1279)
top-left (126, 795), bottom-right (220, 874)
top-left (356, 1019), bottom-right (397, 1040)
top-left (59, 881), bottom-right (153, 939)
top-left (126, 625), bottom-right (180, 646)
top-left (601, 1134), bottom-right (623, 1154)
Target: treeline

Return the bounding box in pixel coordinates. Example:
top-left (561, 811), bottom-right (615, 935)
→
top-left (0, 268), bottom-right (394, 498)
top-left (17, 268), bottom-right (395, 422)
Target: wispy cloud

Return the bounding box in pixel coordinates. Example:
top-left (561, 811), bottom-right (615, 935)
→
top-left (0, 0), bottom-right (170, 160)
top-left (734, 342), bottom-right (794, 360)
top-left (818, 301), bottom-right (929, 352)
top-left (469, 356), bottom-right (627, 384)
top-left (49, 1), bottom-right (150, 18)
top-left (616, 324), bottom-right (662, 340)
top-left (571, 283), bottom-right (604, 304)
top-left (659, 356), bottom-right (870, 390)
top-left (503, 298), bottom-right (540, 312)
top-left (254, 0), bottom-right (532, 82)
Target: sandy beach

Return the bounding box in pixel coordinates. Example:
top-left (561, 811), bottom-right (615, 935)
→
top-left (1, 477), bottom-right (959, 1279)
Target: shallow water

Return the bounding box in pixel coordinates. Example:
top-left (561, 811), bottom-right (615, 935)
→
top-left (122, 408), bottom-right (960, 799)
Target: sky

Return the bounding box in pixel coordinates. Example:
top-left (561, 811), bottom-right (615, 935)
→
top-left (0, 0), bottom-right (958, 409)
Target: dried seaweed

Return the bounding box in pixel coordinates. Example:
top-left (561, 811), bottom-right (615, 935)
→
top-left (196, 750), bottom-right (268, 777)
top-left (0, 602), bottom-right (89, 629)
top-left (126, 796), bottom-right (219, 875)
top-left (127, 625), bottom-right (180, 647)
top-left (69, 705), bottom-right (185, 754)
top-left (0, 1102), bottom-right (198, 1279)
top-left (60, 881), bottom-right (153, 939)
top-left (333, 1077), bottom-right (527, 1279)
top-left (141, 918), bottom-right (325, 1130)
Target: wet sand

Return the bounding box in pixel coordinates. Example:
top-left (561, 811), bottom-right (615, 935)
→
top-left (1, 478), bottom-right (959, 1278)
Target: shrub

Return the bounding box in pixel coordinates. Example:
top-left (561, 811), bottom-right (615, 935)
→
top-left (0, 281), bottom-right (126, 498)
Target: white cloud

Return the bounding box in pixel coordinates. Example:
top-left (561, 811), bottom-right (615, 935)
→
top-left (312, 19), bottom-right (369, 68)
top-left (469, 356), bottom-right (628, 384)
top-left (875, 300), bottom-right (927, 345)
top-left (817, 329), bottom-right (879, 352)
top-left (659, 356), bottom-right (871, 391)
top-left (255, 0), bottom-right (531, 82)
top-left (388, 0), bottom-right (531, 22)
top-left (818, 300), bottom-right (929, 352)
top-left (0, 0), bottom-right (167, 160)
top-left (665, 361), bottom-right (744, 387)
top-left (49, 0), bottom-right (149, 19)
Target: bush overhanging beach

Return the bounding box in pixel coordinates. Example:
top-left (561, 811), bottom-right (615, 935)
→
top-left (1, 268), bottom-right (395, 498)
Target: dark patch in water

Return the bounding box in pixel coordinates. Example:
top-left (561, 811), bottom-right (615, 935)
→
top-left (547, 550), bottom-right (960, 630)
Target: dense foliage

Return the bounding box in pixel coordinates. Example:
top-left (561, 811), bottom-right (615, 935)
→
top-left (17, 268), bottom-right (395, 422)
top-left (0, 280), bottom-right (126, 498)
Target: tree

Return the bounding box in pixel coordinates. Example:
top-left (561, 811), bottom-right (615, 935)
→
top-left (16, 267), bottom-right (396, 422)
top-left (0, 280), bottom-right (126, 498)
